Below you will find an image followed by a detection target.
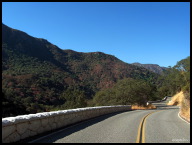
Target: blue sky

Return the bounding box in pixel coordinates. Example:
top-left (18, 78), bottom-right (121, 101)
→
top-left (2, 2), bottom-right (190, 67)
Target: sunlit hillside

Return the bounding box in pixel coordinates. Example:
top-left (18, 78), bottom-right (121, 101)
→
top-left (167, 91), bottom-right (190, 122)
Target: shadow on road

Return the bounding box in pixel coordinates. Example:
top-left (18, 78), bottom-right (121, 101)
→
top-left (27, 110), bottom-right (131, 143)
top-left (23, 98), bottom-right (179, 143)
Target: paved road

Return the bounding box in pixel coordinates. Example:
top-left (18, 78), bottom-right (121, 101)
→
top-left (30, 98), bottom-right (190, 143)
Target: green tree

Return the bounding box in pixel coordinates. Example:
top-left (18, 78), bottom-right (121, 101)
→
top-left (93, 78), bottom-right (158, 106)
top-left (156, 56), bottom-right (190, 100)
top-left (59, 88), bottom-right (87, 109)
top-left (174, 56), bottom-right (190, 92)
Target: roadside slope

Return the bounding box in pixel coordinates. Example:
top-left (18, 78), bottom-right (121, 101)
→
top-left (167, 91), bottom-right (190, 123)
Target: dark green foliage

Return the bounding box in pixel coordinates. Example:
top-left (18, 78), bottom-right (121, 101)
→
top-left (174, 56), bottom-right (190, 92)
top-left (156, 56), bottom-right (190, 98)
top-left (92, 58), bottom-right (190, 107)
top-left (59, 88), bottom-right (87, 109)
top-left (93, 78), bottom-right (158, 106)
top-left (2, 91), bottom-right (30, 117)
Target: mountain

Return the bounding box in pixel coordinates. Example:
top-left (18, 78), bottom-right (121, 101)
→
top-left (132, 63), bottom-right (167, 74)
top-left (2, 23), bottom-right (159, 117)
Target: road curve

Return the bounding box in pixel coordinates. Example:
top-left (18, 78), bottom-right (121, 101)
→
top-left (145, 107), bottom-right (190, 143)
top-left (30, 99), bottom-right (190, 143)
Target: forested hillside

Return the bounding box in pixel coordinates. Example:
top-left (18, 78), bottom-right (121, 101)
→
top-left (2, 23), bottom-right (189, 118)
top-left (156, 56), bottom-right (190, 97)
top-left (158, 56), bottom-right (190, 121)
top-left (93, 56), bottom-right (190, 109)
top-left (2, 23), bottom-right (159, 117)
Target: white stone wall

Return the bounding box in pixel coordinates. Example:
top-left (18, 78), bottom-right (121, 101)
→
top-left (2, 105), bottom-right (131, 143)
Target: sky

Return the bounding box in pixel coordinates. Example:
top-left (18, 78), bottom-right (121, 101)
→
top-left (2, 2), bottom-right (190, 67)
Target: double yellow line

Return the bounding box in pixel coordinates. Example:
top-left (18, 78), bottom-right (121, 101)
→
top-left (136, 111), bottom-right (161, 143)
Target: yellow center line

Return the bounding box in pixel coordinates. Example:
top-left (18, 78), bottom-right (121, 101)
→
top-left (136, 110), bottom-right (162, 143)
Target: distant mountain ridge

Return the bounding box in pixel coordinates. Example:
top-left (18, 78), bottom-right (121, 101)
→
top-left (132, 63), bottom-right (167, 74)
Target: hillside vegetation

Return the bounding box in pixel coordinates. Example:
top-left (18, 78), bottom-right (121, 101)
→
top-left (163, 56), bottom-right (190, 122)
top-left (2, 23), bottom-right (190, 119)
top-left (2, 23), bottom-right (159, 117)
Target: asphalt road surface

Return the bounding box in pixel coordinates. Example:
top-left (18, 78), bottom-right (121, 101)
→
top-left (30, 97), bottom-right (190, 143)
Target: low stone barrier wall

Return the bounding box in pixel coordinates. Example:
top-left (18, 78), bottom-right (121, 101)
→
top-left (2, 105), bottom-right (131, 143)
